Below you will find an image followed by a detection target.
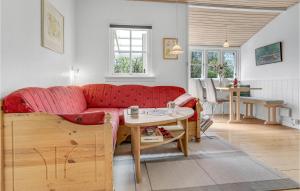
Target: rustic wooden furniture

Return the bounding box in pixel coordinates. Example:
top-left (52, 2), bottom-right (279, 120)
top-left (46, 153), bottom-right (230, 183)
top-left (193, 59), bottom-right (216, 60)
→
top-left (117, 99), bottom-right (203, 145)
top-left (216, 87), bottom-right (251, 123)
top-left (124, 107), bottom-right (194, 183)
top-left (0, 102), bottom-right (114, 191)
top-left (240, 97), bottom-right (284, 125)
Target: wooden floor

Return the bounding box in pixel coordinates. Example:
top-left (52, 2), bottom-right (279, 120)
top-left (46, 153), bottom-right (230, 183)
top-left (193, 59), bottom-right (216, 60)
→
top-left (208, 115), bottom-right (300, 191)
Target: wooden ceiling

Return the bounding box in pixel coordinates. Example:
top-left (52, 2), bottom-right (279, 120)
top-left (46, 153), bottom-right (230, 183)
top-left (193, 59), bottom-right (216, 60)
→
top-left (135, 0), bottom-right (299, 46)
top-left (189, 8), bottom-right (279, 46)
top-left (137, 0), bottom-right (299, 10)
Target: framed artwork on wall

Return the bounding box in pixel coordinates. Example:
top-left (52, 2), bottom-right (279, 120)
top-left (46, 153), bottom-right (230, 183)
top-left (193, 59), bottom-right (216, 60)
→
top-left (41, 0), bottom-right (64, 54)
top-left (163, 38), bottom-right (178, 60)
top-left (255, 42), bottom-right (282, 66)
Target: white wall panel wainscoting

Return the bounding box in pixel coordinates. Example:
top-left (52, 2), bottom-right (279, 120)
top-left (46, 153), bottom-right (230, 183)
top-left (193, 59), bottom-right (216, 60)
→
top-left (241, 79), bottom-right (300, 129)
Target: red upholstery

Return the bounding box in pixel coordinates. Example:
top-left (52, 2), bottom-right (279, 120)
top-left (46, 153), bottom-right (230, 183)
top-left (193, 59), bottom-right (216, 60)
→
top-left (83, 108), bottom-right (120, 145)
top-left (82, 84), bottom-right (186, 108)
top-left (3, 88), bottom-right (61, 113)
top-left (49, 86), bottom-right (87, 114)
top-left (3, 86), bottom-right (87, 114)
top-left (60, 112), bottom-right (105, 125)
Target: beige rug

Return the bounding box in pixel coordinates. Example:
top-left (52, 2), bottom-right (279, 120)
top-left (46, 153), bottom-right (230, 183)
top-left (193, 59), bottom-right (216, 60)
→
top-left (114, 136), bottom-right (300, 191)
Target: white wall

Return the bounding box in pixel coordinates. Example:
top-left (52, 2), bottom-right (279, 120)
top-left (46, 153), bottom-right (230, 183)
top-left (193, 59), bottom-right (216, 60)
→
top-left (1, 0), bottom-right (75, 97)
top-left (241, 3), bottom-right (300, 128)
top-left (0, 0), bottom-right (2, 97)
top-left (74, 0), bottom-right (188, 89)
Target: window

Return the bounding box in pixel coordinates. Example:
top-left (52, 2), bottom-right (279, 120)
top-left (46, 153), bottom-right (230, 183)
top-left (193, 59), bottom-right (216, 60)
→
top-left (189, 48), bottom-right (239, 79)
top-left (190, 51), bottom-right (203, 78)
top-left (207, 51), bottom-right (220, 78)
top-left (223, 51), bottom-right (236, 78)
top-left (109, 25), bottom-right (151, 76)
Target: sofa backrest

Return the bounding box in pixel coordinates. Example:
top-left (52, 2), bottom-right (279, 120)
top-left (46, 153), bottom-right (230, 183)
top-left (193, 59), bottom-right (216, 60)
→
top-left (3, 86), bottom-right (87, 114)
top-left (82, 84), bottom-right (186, 108)
top-left (48, 86), bottom-right (87, 114)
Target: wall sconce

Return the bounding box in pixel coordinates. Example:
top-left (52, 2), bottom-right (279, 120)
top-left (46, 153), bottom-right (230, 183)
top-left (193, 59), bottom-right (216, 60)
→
top-left (70, 66), bottom-right (80, 85)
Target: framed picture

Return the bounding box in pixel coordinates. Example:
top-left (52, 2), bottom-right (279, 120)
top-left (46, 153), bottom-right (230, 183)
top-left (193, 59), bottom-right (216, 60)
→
top-left (41, 0), bottom-right (64, 54)
top-left (163, 38), bottom-right (178, 60)
top-left (255, 42), bottom-right (282, 66)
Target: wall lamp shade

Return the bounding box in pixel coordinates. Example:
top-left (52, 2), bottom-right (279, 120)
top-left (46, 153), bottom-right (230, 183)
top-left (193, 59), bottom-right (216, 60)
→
top-left (223, 40), bottom-right (230, 48)
top-left (170, 43), bottom-right (184, 55)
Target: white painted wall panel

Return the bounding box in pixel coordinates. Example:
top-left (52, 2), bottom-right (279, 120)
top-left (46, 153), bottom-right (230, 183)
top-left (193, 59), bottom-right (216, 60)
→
top-left (74, 0), bottom-right (188, 89)
top-left (1, 0), bottom-right (75, 97)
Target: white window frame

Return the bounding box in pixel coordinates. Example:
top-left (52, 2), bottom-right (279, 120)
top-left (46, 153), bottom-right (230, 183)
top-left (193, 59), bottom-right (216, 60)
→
top-left (108, 27), bottom-right (153, 79)
top-left (189, 46), bottom-right (240, 80)
top-left (189, 50), bottom-right (204, 79)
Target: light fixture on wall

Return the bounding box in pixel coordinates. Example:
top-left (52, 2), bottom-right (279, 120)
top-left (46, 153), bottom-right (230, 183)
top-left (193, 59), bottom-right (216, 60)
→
top-left (223, 26), bottom-right (230, 48)
top-left (70, 66), bottom-right (80, 85)
top-left (170, 0), bottom-right (184, 55)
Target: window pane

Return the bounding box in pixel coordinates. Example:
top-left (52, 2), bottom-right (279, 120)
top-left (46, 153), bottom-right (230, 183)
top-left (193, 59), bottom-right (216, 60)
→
top-left (132, 30), bottom-right (146, 39)
top-left (223, 52), bottom-right (236, 78)
top-left (114, 30), bottom-right (130, 52)
top-left (114, 53), bottom-right (130, 73)
top-left (112, 29), bottom-right (149, 75)
top-left (207, 51), bottom-right (219, 78)
top-left (190, 51), bottom-right (202, 78)
top-left (115, 30), bottom-right (130, 38)
top-left (131, 53), bottom-right (145, 73)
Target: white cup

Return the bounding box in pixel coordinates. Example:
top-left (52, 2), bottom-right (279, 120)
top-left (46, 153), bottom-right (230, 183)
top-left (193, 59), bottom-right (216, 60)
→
top-left (127, 106), bottom-right (139, 117)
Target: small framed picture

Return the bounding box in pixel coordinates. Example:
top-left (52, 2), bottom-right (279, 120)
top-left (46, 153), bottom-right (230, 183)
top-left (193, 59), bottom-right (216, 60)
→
top-left (41, 0), bottom-right (64, 54)
top-left (163, 38), bottom-right (178, 60)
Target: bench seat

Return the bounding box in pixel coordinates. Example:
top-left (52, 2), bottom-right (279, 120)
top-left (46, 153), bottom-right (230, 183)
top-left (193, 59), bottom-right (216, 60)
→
top-left (240, 97), bottom-right (284, 105)
top-left (239, 96), bottom-right (284, 125)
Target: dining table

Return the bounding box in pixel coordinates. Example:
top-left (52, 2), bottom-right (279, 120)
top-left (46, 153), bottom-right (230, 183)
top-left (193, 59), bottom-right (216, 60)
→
top-left (216, 87), bottom-right (262, 123)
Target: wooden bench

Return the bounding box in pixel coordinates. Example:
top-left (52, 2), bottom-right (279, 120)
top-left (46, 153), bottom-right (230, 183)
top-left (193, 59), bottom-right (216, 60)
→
top-left (240, 97), bottom-right (284, 125)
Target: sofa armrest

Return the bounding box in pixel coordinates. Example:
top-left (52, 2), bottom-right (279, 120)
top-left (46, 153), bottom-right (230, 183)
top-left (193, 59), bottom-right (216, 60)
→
top-left (2, 112), bottom-right (113, 190)
top-left (59, 111), bottom-right (107, 125)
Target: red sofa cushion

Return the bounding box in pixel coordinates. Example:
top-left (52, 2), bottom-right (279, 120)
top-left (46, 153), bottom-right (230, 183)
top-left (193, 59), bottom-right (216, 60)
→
top-left (49, 86), bottom-right (87, 114)
top-left (60, 112), bottom-right (105, 125)
top-left (82, 84), bottom-right (186, 108)
top-left (3, 86), bottom-right (87, 114)
top-left (3, 88), bottom-right (61, 113)
top-left (83, 108), bottom-right (120, 146)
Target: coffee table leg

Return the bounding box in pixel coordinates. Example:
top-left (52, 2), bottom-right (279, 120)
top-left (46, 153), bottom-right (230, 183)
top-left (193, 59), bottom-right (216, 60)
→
top-left (131, 127), bottom-right (141, 183)
top-left (181, 119), bottom-right (189, 157)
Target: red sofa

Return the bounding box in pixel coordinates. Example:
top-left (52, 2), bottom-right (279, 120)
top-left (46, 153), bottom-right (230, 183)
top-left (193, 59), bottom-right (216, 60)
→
top-left (1, 84), bottom-right (201, 191)
top-left (3, 84), bottom-right (200, 146)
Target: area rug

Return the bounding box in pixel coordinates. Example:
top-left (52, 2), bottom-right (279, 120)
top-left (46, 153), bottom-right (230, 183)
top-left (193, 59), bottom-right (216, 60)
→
top-left (113, 136), bottom-right (300, 191)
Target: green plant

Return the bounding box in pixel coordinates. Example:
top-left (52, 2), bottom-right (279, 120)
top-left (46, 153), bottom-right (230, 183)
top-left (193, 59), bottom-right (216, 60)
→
top-left (114, 56), bottom-right (144, 73)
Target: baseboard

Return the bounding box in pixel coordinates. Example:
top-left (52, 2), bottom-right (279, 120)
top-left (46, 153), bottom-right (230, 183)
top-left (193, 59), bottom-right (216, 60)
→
top-left (281, 119), bottom-right (300, 129)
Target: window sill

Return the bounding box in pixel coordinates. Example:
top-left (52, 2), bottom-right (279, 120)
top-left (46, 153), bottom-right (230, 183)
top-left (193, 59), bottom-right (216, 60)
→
top-left (105, 74), bottom-right (156, 82)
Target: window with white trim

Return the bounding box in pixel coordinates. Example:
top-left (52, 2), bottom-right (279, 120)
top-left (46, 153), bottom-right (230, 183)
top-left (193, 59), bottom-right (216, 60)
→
top-left (189, 48), bottom-right (239, 79)
top-left (109, 25), bottom-right (152, 76)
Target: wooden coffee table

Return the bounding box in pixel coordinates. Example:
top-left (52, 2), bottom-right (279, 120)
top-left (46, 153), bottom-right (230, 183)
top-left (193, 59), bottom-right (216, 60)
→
top-left (124, 107), bottom-right (194, 183)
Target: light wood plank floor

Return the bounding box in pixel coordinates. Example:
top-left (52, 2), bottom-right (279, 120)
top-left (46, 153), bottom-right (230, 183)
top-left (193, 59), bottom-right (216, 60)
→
top-left (208, 115), bottom-right (300, 191)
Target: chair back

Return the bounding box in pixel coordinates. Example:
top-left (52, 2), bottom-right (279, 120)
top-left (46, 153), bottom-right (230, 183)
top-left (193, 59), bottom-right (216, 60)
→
top-left (204, 78), bottom-right (218, 104)
top-left (196, 79), bottom-right (206, 102)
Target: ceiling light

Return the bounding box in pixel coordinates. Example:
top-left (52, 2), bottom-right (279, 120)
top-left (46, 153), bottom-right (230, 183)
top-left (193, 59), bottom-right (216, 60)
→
top-left (171, 0), bottom-right (184, 55)
top-left (223, 40), bottom-right (230, 48)
top-left (171, 43), bottom-right (184, 55)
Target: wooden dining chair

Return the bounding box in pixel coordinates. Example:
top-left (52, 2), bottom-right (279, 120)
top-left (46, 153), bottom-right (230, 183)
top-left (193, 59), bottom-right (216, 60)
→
top-left (204, 78), bottom-right (229, 117)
